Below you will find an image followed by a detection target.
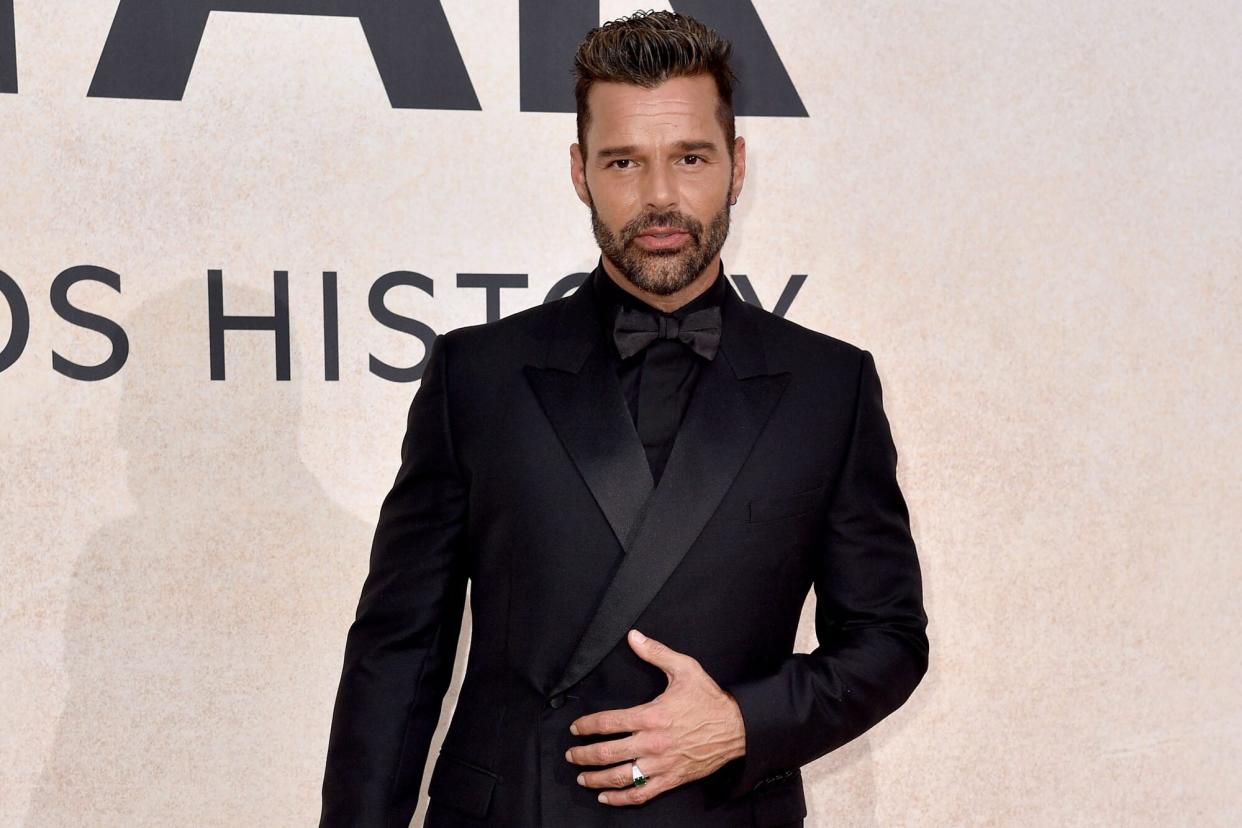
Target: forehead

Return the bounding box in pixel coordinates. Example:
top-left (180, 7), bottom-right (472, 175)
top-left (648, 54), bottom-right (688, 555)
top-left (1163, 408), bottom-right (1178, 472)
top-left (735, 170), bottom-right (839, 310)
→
top-left (584, 74), bottom-right (724, 151)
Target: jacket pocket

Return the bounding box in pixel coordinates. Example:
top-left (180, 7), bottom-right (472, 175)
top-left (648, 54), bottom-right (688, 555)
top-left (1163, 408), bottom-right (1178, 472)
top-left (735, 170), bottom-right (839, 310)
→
top-left (427, 751), bottom-right (498, 819)
top-left (747, 481), bottom-right (828, 523)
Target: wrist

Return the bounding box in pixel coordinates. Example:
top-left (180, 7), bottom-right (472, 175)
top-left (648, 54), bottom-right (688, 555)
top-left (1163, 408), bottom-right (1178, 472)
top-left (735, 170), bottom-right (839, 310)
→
top-left (722, 690), bottom-right (747, 760)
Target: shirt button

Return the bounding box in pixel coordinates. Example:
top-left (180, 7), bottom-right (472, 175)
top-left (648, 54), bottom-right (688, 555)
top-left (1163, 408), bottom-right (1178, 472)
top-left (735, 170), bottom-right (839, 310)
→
top-left (548, 694), bottom-right (565, 709)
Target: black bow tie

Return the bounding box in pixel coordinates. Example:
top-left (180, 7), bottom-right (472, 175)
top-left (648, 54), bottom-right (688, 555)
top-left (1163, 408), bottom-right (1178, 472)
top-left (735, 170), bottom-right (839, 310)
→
top-left (612, 304), bottom-right (722, 361)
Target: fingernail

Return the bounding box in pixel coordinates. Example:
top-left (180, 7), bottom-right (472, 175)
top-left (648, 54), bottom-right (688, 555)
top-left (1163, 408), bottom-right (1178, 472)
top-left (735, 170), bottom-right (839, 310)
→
top-left (631, 628), bottom-right (646, 643)
top-left (570, 723), bottom-right (579, 735)
top-left (598, 793), bottom-right (607, 803)
top-left (576, 773), bottom-right (585, 785)
top-left (564, 749), bottom-right (573, 761)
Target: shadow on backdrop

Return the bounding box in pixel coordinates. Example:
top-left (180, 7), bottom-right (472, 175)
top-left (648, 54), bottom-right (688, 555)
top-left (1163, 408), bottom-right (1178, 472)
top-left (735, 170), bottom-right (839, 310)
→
top-left (24, 279), bottom-right (468, 826)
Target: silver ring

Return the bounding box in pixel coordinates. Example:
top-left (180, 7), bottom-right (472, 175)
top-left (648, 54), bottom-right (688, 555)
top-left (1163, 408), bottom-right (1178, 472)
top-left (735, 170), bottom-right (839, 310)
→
top-left (630, 761), bottom-right (648, 787)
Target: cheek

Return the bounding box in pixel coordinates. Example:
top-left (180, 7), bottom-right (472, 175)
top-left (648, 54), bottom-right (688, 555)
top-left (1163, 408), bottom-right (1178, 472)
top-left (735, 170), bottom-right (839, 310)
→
top-left (685, 199), bottom-right (724, 229)
top-left (602, 185), bottom-right (639, 213)
top-left (696, 176), bottom-right (731, 202)
top-left (682, 178), bottom-right (727, 208)
top-left (593, 188), bottom-right (639, 225)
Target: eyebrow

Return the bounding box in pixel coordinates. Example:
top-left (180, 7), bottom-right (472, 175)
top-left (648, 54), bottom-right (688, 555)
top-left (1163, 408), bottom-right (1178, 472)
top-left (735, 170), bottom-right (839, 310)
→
top-left (595, 140), bottom-right (720, 159)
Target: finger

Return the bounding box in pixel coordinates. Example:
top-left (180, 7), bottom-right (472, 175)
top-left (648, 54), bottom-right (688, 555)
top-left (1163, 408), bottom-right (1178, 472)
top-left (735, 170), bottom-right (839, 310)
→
top-left (627, 629), bottom-right (697, 679)
top-left (570, 702), bottom-right (652, 737)
top-left (574, 755), bottom-right (669, 790)
top-left (564, 733), bottom-right (643, 767)
top-left (596, 767), bottom-right (682, 807)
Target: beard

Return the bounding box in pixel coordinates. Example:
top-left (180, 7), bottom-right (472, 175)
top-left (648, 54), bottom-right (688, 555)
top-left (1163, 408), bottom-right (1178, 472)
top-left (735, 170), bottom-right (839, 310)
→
top-left (588, 188), bottom-right (732, 297)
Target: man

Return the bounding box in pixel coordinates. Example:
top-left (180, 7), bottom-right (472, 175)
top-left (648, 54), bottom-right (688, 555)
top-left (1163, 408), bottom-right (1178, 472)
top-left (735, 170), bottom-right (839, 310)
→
top-left (321, 11), bottom-right (928, 828)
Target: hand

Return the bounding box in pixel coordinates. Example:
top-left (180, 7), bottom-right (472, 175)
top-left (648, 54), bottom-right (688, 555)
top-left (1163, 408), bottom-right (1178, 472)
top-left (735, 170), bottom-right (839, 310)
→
top-left (564, 628), bottom-right (747, 806)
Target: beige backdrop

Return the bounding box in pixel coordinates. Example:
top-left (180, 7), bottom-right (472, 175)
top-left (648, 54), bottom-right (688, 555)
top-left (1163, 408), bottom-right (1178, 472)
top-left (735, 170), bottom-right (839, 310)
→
top-left (2, 1), bottom-right (1239, 825)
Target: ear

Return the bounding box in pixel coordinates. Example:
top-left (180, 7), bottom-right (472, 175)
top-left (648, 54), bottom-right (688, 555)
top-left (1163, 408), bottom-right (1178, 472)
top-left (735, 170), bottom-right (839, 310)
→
top-left (570, 143), bottom-right (592, 207)
top-left (729, 135), bottom-right (746, 205)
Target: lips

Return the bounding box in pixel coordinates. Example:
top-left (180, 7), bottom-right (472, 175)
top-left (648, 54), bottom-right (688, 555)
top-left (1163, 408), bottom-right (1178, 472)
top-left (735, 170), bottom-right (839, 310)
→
top-left (633, 226), bottom-right (691, 250)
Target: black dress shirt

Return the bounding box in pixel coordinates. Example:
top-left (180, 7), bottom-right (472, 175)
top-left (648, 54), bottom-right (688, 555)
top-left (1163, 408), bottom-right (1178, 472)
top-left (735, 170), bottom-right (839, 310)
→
top-left (587, 257), bottom-right (728, 486)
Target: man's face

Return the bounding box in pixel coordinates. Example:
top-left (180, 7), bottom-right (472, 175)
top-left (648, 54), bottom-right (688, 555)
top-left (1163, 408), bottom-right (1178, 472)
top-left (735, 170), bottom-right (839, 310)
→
top-left (571, 73), bottom-right (746, 296)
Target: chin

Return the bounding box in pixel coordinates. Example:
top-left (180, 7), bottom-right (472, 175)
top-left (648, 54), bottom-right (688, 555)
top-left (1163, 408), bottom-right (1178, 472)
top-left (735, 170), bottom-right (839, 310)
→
top-left (627, 262), bottom-right (700, 296)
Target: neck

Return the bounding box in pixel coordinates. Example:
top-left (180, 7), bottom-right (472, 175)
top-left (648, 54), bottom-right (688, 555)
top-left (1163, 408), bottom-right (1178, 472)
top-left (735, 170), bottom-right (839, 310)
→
top-left (600, 254), bottom-right (722, 314)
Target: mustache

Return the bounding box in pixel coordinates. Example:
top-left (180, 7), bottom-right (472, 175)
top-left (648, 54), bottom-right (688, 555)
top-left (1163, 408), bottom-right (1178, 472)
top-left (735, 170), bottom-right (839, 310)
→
top-left (622, 212), bottom-right (702, 244)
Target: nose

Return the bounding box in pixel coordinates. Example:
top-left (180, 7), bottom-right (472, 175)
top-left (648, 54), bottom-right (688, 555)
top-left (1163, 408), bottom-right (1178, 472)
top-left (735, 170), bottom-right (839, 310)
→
top-left (641, 162), bottom-right (677, 213)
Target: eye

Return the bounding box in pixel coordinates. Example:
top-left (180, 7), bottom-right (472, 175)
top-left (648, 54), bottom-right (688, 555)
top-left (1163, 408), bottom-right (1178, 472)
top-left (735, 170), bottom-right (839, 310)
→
top-left (682, 154), bottom-right (704, 165)
top-left (608, 159), bottom-right (634, 169)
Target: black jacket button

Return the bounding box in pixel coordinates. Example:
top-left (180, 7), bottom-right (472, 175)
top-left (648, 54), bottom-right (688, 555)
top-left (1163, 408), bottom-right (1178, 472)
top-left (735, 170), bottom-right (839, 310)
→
top-left (548, 694), bottom-right (565, 709)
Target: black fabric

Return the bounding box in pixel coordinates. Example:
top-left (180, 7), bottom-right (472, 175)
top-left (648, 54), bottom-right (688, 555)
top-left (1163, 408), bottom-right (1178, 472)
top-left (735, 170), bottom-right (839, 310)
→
top-left (320, 262), bottom-right (929, 827)
top-left (612, 304), bottom-right (722, 361)
top-left (589, 258), bottom-right (727, 485)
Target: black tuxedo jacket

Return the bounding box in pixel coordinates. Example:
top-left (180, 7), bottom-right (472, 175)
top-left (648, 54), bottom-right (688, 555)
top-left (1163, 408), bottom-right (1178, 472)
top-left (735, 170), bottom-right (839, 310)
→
top-left (321, 268), bottom-right (929, 827)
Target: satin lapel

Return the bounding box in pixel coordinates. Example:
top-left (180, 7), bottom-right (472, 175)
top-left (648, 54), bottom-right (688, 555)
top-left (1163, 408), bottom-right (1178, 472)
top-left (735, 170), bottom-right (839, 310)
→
top-left (550, 281), bottom-right (791, 698)
top-left (523, 282), bottom-right (655, 555)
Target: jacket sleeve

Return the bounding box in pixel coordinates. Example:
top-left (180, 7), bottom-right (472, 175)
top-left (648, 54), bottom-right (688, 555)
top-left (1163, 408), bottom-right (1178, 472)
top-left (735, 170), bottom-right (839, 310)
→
top-left (716, 348), bottom-right (929, 799)
top-left (320, 332), bottom-right (470, 827)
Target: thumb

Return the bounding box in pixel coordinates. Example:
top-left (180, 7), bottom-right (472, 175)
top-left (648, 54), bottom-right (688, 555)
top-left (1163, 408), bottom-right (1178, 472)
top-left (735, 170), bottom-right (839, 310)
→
top-left (628, 628), bottom-right (683, 678)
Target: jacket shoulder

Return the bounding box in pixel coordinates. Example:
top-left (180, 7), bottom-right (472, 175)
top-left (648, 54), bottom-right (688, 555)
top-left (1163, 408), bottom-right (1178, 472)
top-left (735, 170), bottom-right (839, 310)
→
top-left (746, 303), bottom-right (867, 370)
top-left (445, 294), bottom-right (560, 339)
top-left (435, 294), bottom-right (563, 366)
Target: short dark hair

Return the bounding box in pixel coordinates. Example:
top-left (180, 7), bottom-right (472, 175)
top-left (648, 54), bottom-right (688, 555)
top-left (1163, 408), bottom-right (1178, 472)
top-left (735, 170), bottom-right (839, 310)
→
top-left (573, 10), bottom-right (738, 160)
